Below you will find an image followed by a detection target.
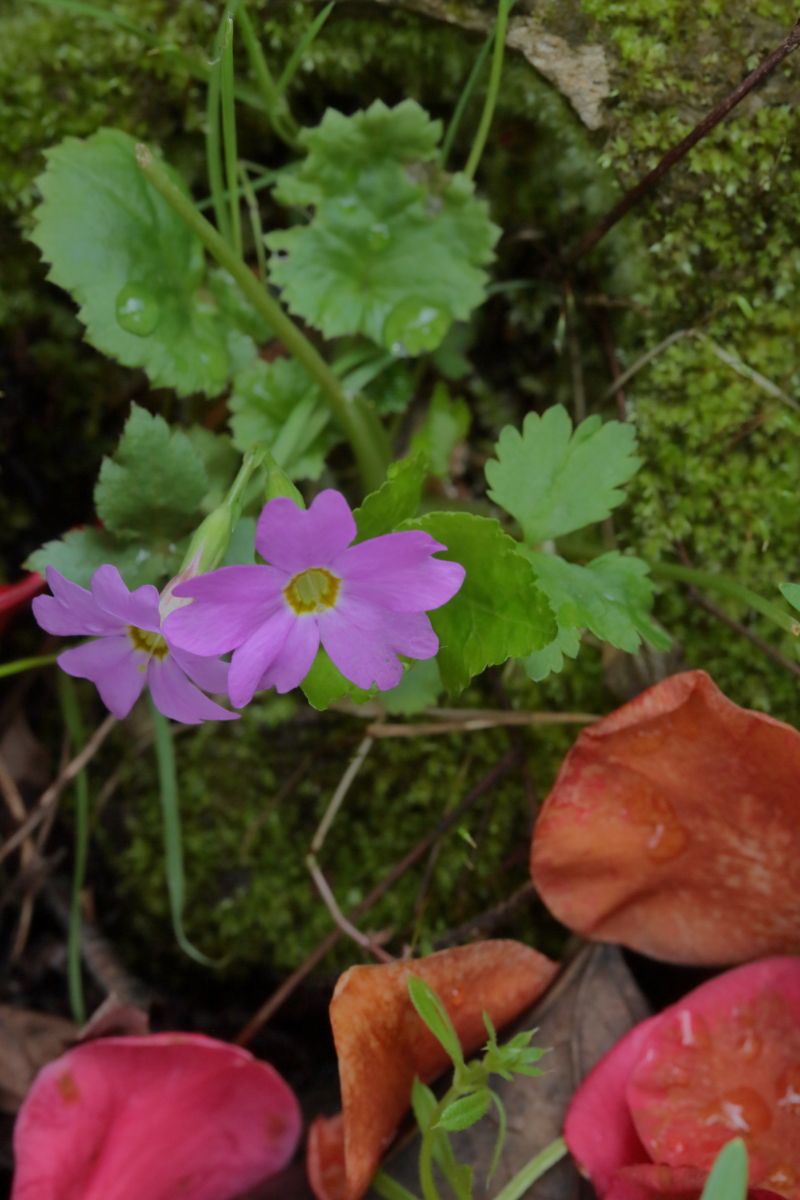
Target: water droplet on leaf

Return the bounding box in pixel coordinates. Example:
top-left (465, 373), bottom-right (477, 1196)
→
top-left (115, 284), bottom-right (160, 336)
top-left (383, 298), bottom-right (450, 356)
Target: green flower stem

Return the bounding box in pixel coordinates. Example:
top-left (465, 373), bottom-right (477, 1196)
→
top-left (237, 7), bottom-right (300, 146)
top-left (443, 26), bottom-right (494, 166)
top-left (492, 1136), bottom-right (567, 1200)
top-left (136, 143), bottom-right (389, 495)
top-left (464, 0), bottom-right (514, 180)
top-left (225, 444), bottom-right (268, 515)
top-left (0, 653), bottom-right (58, 679)
top-left (372, 1171), bottom-right (421, 1200)
top-left (418, 1089), bottom-right (472, 1200)
top-left (58, 675), bottom-right (89, 1024)
top-left (652, 561), bottom-right (800, 637)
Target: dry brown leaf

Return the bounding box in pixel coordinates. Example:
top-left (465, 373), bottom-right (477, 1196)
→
top-left (0, 1005), bottom-right (77, 1114)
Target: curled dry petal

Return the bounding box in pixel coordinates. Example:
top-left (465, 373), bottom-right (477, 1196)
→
top-left (531, 671), bottom-right (800, 965)
top-left (307, 941), bottom-right (557, 1200)
top-left (566, 958), bottom-right (800, 1199)
top-left (12, 1032), bottom-right (301, 1200)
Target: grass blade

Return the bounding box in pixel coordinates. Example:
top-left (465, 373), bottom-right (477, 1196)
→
top-left (277, 1), bottom-right (335, 95)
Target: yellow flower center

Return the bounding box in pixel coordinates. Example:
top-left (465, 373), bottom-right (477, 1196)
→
top-left (283, 567), bottom-right (340, 615)
top-left (128, 626), bottom-right (170, 659)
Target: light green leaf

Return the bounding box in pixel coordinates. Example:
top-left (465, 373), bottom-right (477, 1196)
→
top-left (353, 455), bottom-right (428, 542)
top-left (522, 624), bottom-right (581, 683)
top-left (382, 659), bottom-right (442, 715)
top-left (779, 582), bottom-right (800, 613)
top-left (410, 383), bottom-right (471, 478)
top-left (438, 1089), bottom-right (492, 1132)
top-left (26, 528), bottom-right (180, 588)
top-left (407, 975), bottom-right (465, 1069)
top-left (94, 404), bottom-right (208, 540)
top-left (485, 405), bottom-right (641, 542)
top-left (267, 100), bottom-right (498, 350)
top-left (31, 129), bottom-right (254, 396)
top-left (300, 649), bottom-right (375, 711)
top-left (229, 358), bottom-right (341, 480)
top-left (401, 513), bottom-right (556, 693)
top-left (700, 1139), bottom-right (748, 1200)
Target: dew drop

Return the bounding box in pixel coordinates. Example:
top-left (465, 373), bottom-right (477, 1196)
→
top-left (775, 1064), bottom-right (800, 1113)
top-left (733, 1027), bottom-right (762, 1062)
top-left (701, 1086), bottom-right (772, 1135)
top-left (662, 1009), bottom-right (712, 1052)
top-left (383, 298), bottom-right (451, 356)
top-left (624, 787), bottom-right (689, 863)
top-left (646, 820), bottom-right (689, 862)
top-left (765, 1164), bottom-right (798, 1192)
top-left (115, 283), bottom-right (160, 336)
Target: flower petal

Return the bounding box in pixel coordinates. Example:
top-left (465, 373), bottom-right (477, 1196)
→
top-left (147, 657), bottom-right (237, 724)
top-left (90, 564), bottom-right (161, 631)
top-left (167, 565), bottom-right (286, 655)
top-left (335, 532), bottom-right (465, 613)
top-left (307, 1115), bottom-right (347, 1200)
top-left (258, 616), bottom-right (320, 694)
top-left (318, 600), bottom-right (437, 691)
top-left (58, 637), bottom-right (147, 719)
top-left (327, 942), bottom-right (557, 1200)
top-left (228, 609), bottom-right (295, 708)
top-left (256, 491), bottom-right (356, 571)
top-left (531, 670), bottom-right (800, 964)
top-left (11, 1032), bottom-right (301, 1200)
top-left (168, 646), bottom-right (230, 696)
top-left (32, 568), bottom-right (121, 637)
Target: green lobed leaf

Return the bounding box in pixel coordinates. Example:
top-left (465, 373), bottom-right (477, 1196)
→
top-left (699, 1139), bottom-right (748, 1200)
top-left (779, 582), bottom-right (800, 613)
top-left (94, 404), bottom-right (208, 540)
top-left (26, 528), bottom-right (180, 589)
top-left (522, 624), bottom-right (581, 683)
top-left (229, 358), bottom-right (341, 481)
top-left (381, 659), bottom-right (442, 716)
top-left (437, 1089), bottom-right (492, 1132)
top-left (30, 129), bottom-right (258, 396)
top-left (521, 551), bottom-right (669, 682)
top-left (353, 454), bottom-right (428, 542)
top-left (400, 513), bottom-right (556, 693)
top-left (407, 975), bottom-right (465, 1069)
top-left (300, 649), bottom-right (375, 711)
top-left (266, 100), bottom-right (499, 351)
top-left (410, 383), bottom-right (471, 478)
top-left (485, 405), bottom-right (641, 543)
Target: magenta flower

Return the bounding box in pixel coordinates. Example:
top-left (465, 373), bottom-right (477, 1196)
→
top-left (165, 490), bottom-right (465, 706)
top-left (32, 565), bottom-right (236, 724)
top-left (11, 1032), bottom-right (302, 1200)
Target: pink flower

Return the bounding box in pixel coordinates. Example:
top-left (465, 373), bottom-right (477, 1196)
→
top-left (32, 565), bottom-right (236, 724)
top-left (165, 490), bottom-right (465, 706)
top-left (11, 1032), bottom-right (302, 1200)
top-left (565, 958), bottom-right (800, 1199)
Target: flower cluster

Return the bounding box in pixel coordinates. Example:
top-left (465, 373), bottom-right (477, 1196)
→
top-left (32, 491), bottom-right (464, 723)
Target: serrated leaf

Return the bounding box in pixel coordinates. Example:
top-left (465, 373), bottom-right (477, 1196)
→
top-left (523, 625), bottom-right (581, 683)
top-left (229, 358), bottom-right (341, 480)
top-left (382, 659), bottom-right (442, 716)
top-left (300, 649), bottom-right (375, 711)
top-left (266, 100), bottom-right (498, 350)
top-left (700, 1139), bottom-right (748, 1200)
top-left (31, 129), bottom-right (255, 396)
top-left (26, 528), bottom-right (180, 589)
top-left (522, 551), bottom-right (669, 673)
top-left (410, 382), bottom-right (471, 478)
top-left (485, 406), bottom-right (641, 543)
top-left (94, 405), bottom-right (208, 540)
top-left (438, 1089), bottom-right (491, 1132)
top-left (400, 513), bottom-right (556, 693)
top-left (353, 455), bottom-right (427, 542)
top-left (779, 582), bottom-right (800, 613)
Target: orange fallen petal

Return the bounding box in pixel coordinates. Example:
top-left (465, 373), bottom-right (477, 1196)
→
top-left (326, 941), bottom-right (557, 1200)
top-left (531, 670), bottom-right (800, 964)
top-left (307, 1114), bottom-right (347, 1200)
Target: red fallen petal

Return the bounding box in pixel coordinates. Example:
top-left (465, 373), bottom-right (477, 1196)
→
top-left (330, 941), bottom-right (557, 1200)
top-left (564, 1016), bottom-right (659, 1194)
top-left (307, 1114), bottom-right (347, 1200)
top-left (0, 574), bottom-right (44, 637)
top-left (531, 671), bottom-right (800, 964)
top-left (11, 1032), bottom-right (301, 1200)
top-left (627, 958), bottom-right (800, 1197)
top-left (606, 1164), bottom-right (781, 1200)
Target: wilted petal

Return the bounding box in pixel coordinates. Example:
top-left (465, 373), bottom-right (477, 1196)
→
top-left (11, 1032), bottom-right (301, 1200)
top-left (531, 671), bottom-right (800, 964)
top-left (228, 609), bottom-right (294, 708)
top-left (256, 491), bottom-right (356, 572)
top-left (167, 565), bottom-right (286, 655)
top-left (307, 1115), bottom-right (347, 1200)
top-left (58, 637), bottom-right (146, 719)
top-left (258, 617), bottom-right (320, 694)
top-left (324, 941), bottom-right (557, 1200)
top-left (32, 568), bottom-right (120, 638)
top-left (148, 658), bottom-right (237, 725)
top-left (90, 565), bottom-right (161, 631)
top-left (335, 532), bottom-right (465, 613)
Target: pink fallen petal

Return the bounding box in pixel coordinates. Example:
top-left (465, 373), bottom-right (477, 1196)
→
top-left (531, 671), bottom-right (800, 964)
top-left (307, 1114), bottom-right (347, 1200)
top-left (12, 1032), bottom-right (301, 1200)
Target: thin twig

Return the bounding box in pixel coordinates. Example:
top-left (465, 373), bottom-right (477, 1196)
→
top-left (687, 587), bottom-right (800, 679)
top-left (570, 18), bottom-right (800, 262)
top-left (366, 711), bottom-right (596, 737)
top-left (0, 715), bottom-right (116, 866)
top-left (0, 756), bottom-right (38, 959)
top-left (434, 882), bottom-right (536, 949)
top-left (236, 748), bottom-right (522, 1044)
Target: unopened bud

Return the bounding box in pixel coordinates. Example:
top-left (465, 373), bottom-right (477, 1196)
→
top-left (265, 463), bottom-right (305, 508)
top-left (180, 504), bottom-right (235, 575)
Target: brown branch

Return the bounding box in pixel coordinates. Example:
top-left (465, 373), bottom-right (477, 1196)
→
top-left (570, 18), bottom-right (800, 263)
